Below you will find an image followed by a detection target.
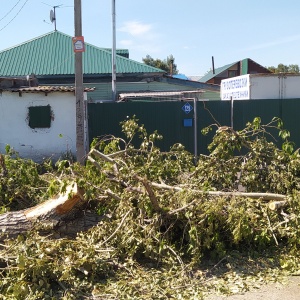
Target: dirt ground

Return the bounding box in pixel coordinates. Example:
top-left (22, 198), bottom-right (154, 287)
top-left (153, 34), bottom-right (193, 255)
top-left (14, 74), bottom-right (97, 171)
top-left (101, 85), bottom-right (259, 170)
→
top-left (205, 275), bottom-right (300, 300)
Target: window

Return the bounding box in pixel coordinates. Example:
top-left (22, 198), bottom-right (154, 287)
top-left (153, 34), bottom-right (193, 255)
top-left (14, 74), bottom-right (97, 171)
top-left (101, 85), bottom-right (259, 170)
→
top-left (28, 105), bottom-right (51, 129)
top-left (228, 70), bottom-right (237, 78)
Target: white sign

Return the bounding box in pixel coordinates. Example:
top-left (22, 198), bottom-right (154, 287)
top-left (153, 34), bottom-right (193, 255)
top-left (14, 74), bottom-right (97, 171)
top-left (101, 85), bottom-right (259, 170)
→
top-left (221, 74), bottom-right (250, 100)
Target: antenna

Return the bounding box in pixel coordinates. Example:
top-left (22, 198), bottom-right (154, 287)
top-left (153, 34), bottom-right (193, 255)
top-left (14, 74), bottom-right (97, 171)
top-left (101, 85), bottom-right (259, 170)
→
top-left (50, 9), bottom-right (55, 23)
top-left (50, 5), bottom-right (61, 31)
top-left (43, 3), bottom-right (63, 31)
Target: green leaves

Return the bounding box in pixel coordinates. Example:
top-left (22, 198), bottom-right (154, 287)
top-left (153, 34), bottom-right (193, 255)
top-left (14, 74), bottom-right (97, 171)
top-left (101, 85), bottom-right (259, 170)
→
top-left (253, 116), bottom-right (261, 130)
top-left (2, 116), bottom-right (300, 298)
top-left (282, 141), bottom-right (294, 155)
top-left (0, 151), bottom-right (49, 211)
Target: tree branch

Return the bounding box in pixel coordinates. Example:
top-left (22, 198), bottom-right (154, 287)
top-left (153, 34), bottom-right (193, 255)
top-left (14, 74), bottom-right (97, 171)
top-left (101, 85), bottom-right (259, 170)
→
top-left (134, 175), bottom-right (162, 212)
top-left (268, 201), bottom-right (287, 210)
top-left (150, 182), bottom-right (286, 201)
top-left (89, 149), bottom-right (119, 175)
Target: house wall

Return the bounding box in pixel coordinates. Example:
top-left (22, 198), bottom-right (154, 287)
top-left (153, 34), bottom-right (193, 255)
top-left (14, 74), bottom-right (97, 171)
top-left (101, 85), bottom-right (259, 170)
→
top-left (84, 81), bottom-right (220, 101)
top-left (84, 82), bottom-right (193, 101)
top-left (247, 59), bottom-right (270, 74)
top-left (0, 91), bottom-right (76, 161)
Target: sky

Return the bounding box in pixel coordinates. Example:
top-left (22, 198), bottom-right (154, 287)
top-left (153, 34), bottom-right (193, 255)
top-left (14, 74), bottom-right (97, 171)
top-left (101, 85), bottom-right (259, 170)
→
top-left (1, 0), bottom-right (300, 76)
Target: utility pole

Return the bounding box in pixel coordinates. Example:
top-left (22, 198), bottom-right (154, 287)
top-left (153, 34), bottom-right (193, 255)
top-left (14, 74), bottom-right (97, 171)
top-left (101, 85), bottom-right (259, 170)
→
top-left (112, 0), bottom-right (117, 101)
top-left (74, 0), bottom-right (86, 164)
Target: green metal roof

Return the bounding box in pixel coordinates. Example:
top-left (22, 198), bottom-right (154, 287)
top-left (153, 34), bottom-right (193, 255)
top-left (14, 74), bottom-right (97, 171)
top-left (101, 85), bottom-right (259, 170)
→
top-left (199, 62), bottom-right (238, 83)
top-left (103, 48), bottom-right (129, 58)
top-left (0, 31), bottom-right (165, 76)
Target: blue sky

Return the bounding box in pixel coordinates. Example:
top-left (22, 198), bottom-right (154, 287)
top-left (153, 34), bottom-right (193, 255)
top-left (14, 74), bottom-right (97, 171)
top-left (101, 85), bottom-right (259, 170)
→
top-left (1, 0), bottom-right (300, 76)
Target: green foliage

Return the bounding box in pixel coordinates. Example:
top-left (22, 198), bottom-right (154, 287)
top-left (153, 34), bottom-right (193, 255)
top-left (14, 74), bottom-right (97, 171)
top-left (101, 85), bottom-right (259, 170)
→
top-left (0, 232), bottom-right (115, 299)
top-left (2, 117), bottom-right (300, 298)
top-left (142, 54), bottom-right (179, 74)
top-left (197, 117), bottom-right (300, 194)
top-left (0, 149), bottom-right (50, 212)
top-left (268, 63), bottom-right (300, 73)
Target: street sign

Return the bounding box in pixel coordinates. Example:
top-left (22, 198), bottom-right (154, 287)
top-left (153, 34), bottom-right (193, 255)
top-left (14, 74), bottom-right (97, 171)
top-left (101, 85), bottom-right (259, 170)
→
top-left (72, 36), bottom-right (85, 53)
top-left (182, 102), bottom-right (193, 114)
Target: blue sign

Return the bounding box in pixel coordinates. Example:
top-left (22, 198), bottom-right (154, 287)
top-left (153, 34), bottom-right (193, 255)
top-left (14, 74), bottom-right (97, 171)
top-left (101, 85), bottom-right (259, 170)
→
top-left (182, 102), bottom-right (193, 114)
top-left (183, 118), bottom-right (193, 127)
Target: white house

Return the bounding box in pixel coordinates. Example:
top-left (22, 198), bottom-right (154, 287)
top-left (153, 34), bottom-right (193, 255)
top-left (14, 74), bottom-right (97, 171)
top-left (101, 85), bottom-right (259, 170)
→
top-left (0, 85), bottom-right (92, 162)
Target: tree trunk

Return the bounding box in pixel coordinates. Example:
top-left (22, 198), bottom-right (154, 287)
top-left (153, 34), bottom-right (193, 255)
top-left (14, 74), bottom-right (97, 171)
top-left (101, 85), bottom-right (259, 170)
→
top-left (0, 183), bottom-right (103, 241)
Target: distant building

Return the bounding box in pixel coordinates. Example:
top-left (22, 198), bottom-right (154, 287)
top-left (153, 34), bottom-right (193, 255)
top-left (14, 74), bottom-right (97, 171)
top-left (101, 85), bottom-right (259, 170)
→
top-left (198, 58), bottom-right (271, 85)
top-left (188, 76), bottom-right (204, 82)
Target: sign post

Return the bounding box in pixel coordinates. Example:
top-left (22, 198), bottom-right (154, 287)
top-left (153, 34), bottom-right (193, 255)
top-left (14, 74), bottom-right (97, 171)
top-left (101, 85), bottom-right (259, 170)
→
top-left (182, 99), bottom-right (198, 164)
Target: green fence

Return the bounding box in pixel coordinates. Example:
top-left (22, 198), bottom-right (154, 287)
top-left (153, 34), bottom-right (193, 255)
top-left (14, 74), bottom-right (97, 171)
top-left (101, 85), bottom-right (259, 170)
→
top-left (88, 99), bottom-right (300, 155)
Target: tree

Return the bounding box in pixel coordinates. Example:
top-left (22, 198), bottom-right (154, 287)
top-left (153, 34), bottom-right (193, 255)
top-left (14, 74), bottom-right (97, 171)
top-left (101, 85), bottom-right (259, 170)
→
top-left (267, 63), bottom-right (300, 73)
top-left (288, 64), bottom-right (300, 73)
top-left (1, 117), bottom-right (300, 298)
top-left (0, 117), bottom-right (292, 241)
top-left (142, 54), bottom-right (179, 75)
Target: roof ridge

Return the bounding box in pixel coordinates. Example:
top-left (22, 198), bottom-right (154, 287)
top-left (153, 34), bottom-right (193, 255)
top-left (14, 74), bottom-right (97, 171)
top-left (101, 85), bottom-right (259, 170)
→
top-left (0, 30), bottom-right (166, 76)
top-left (0, 31), bottom-right (61, 53)
top-left (83, 40), bottom-right (165, 73)
top-left (199, 61), bottom-right (239, 82)
top-left (0, 30), bottom-right (127, 54)
top-left (214, 61), bottom-right (239, 73)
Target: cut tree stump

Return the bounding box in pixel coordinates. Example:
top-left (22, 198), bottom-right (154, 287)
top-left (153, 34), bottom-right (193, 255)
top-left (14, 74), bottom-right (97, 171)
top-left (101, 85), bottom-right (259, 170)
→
top-left (0, 183), bottom-right (103, 241)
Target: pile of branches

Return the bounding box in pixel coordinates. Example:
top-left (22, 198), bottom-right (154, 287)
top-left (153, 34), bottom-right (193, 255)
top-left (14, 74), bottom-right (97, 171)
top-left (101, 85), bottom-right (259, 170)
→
top-left (0, 116), bottom-right (300, 299)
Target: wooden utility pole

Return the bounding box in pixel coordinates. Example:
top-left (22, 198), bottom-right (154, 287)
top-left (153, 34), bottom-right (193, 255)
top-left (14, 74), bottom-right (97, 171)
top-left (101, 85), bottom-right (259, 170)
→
top-left (74, 0), bottom-right (86, 164)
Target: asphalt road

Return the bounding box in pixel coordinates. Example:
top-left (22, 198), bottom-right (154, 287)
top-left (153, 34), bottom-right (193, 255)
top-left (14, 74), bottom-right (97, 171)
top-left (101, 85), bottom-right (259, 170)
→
top-left (205, 276), bottom-right (300, 300)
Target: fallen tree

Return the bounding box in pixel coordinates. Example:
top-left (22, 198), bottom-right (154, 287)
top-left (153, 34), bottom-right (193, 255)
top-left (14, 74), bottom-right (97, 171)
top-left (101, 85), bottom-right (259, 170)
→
top-left (0, 177), bottom-right (288, 241)
top-left (0, 146), bottom-right (288, 241)
top-left (0, 116), bottom-right (300, 299)
top-left (0, 116), bottom-right (296, 242)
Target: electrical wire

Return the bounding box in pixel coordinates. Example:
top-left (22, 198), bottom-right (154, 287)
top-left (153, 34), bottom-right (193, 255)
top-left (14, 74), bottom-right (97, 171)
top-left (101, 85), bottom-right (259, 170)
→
top-left (0, 0), bottom-right (22, 22)
top-left (0, 0), bottom-right (29, 32)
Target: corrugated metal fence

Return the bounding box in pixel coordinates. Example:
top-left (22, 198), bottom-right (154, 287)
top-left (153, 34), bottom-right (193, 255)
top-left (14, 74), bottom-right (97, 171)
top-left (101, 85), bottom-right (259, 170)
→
top-left (88, 99), bottom-right (300, 155)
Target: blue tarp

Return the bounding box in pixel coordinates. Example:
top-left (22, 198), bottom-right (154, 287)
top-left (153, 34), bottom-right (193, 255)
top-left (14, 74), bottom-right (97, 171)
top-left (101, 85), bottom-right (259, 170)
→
top-left (172, 74), bottom-right (189, 80)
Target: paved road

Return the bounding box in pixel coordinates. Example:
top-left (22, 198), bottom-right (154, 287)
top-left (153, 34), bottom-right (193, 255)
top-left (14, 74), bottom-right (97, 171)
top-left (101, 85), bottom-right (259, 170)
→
top-left (205, 276), bottom-right (300, 300)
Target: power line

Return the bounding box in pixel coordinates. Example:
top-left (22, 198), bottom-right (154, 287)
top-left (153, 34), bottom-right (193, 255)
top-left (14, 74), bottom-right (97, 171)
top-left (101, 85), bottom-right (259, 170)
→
top-left (0, 0), bottom-right (23, 23)
top-left (0, 0), bottom-right (29, 32)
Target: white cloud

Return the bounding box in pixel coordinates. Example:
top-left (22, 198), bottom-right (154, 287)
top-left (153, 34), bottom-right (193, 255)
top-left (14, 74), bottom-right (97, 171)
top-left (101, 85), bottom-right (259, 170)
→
top-left (117, 20), bottom-right (163, 56)
top-left (133, 44), bottom-right (161, 53)
top-left (119, 39), bottom-right (133, 47)
top-left (242, 34), bottom-right (300, 51)
top-left (118, 21), bottom-right (153, 37)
